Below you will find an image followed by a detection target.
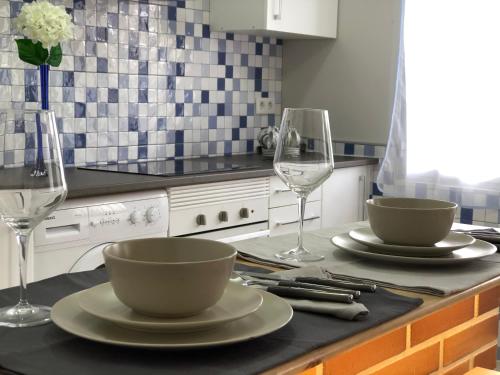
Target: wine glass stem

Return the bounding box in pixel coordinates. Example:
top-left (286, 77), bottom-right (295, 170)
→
top-left (16, 232), bottom-right (31, 307)
top-left (297, 194), bottom-right (308, 251)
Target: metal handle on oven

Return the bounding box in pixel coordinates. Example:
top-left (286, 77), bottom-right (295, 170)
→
top-left (274, 188), bottom-right (292, 193)
top-left (217, 229), bottom-right (270, 243)
top-left (275, 215), bottom-right (320, 226)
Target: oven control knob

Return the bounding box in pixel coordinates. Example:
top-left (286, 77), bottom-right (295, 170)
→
top-left (239, 208), bottom-right (249, 219)
top-left (146, 207), bottom-right (160, 223)
top-left (129, 211), bottom-right (142, 224)
top-left (218, 211), bottom-right (228, 222)
top-left (196, 214), bottom-right (206, 226)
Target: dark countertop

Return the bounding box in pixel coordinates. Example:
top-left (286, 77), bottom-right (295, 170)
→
top-left (65, 154), bottom-right (378, 199)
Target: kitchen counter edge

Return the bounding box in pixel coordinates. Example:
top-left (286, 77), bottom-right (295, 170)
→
top-left (65, 155), bottom-right (378, 199)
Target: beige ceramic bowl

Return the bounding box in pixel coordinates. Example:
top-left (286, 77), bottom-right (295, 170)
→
top-left (103, 238), bottom-right (237, 318)
top-left (366, 198), bottom-right (457, 246)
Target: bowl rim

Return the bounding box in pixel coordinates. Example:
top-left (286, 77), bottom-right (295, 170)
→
top-left (103, 237), bottom-right (237, 266)
top-left (366, 197), bottom-right (458, 210)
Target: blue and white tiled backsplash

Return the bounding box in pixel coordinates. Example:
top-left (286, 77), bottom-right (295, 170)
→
top-left (0, 0), bottom-right (282, 165)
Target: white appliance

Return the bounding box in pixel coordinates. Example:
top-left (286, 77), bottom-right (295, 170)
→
top-left (32, 190), bottom-right (168, 281)
top-left (168, 177), bottom-right (270, 242)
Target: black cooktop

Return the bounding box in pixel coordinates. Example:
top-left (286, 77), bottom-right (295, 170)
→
top-left (78, 159), bottom-right (260, 177)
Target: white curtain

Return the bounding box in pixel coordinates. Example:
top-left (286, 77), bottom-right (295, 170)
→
top-left (377, 0), bottom-right (500, 197)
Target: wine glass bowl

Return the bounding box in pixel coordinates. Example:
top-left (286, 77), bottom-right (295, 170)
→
top-left (273, 108), bottom-right (334, 262)
top-left (0, 110), bottom-right (67, 327)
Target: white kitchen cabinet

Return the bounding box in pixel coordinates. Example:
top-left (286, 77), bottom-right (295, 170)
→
top-left (269, 176), bottom-right (322, 236)
top-left (269, 176), bottom-right (321, 208)
top-left (210, 0), bottom-right (338, 39)
top-left (269, 200), bottom-right (321, 237)
top-left (321, 165), bottom-right (373, 228)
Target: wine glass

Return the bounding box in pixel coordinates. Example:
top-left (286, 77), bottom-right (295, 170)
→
top-left (273, 108), bottom-right (334, 262)
top-left (0, 109), bottom-right (67, 327)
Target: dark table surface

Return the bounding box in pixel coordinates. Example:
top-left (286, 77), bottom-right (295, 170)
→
top-left (65, 154), bottom-right (377, 199)
top-left (0, 264), bottom-right (421, 375)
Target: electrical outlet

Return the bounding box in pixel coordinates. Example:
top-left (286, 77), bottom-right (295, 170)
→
top-left (255, 97), bottom-right (275, 115)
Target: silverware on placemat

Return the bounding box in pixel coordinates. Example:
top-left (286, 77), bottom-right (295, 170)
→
top-left (244, 278), bottom-right (361, 299)
top-left (237, 271), bottom-right (377, 293)
top-left (250, 284), bottom-right (354, 304)
top-left (452, 228), bottom-right (500, 244)
top-left (233, 272), bottom-right (357, 303)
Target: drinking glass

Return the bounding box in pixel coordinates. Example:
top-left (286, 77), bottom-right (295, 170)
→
top-left (273, 108), bottom-right (334, 262)
top-left (0, 110), bottom-right (67, 327)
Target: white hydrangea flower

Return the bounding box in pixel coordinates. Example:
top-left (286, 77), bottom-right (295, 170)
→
top-left (15, 0), bottom-right (73, 50)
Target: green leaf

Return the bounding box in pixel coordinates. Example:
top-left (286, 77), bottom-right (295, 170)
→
top-left (47, 44), bottom-right (63, 67)
top-left (15, 39), bottom-right (49, 66)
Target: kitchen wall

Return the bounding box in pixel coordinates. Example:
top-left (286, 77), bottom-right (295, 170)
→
top-left (0, 0), bottom-right (282, 166)
top-left (282, 0), bottom-right (401, 146)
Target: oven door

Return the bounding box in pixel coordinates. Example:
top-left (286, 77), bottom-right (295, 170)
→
top-left (183, 222), bottom-right (270, 243)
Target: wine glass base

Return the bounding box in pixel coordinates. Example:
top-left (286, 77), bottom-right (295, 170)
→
top-left (275, 248), bottom-right (325, 262)
top-left (0, 303), bottom-right (51, 328)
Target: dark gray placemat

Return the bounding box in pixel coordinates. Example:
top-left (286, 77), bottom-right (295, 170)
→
top-left (0, 266), bottom-right (422, 375)
top-left (233, 223), bottom-right (500, 295)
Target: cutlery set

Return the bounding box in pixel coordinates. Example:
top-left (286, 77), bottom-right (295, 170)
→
top-left (235, 271), bottom-right (376, 304)
top-left (244, 278), bottom-right (363, 298)
top-left (452, 228), bottom-right (500, 244)
top-left (251, 284), bottom-right (354, 304)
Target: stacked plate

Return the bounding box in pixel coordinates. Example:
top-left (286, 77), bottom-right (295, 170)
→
top-left (331, 227), bottom-right (497, 265)
top-left (51, 281), bottom-right (293, 349)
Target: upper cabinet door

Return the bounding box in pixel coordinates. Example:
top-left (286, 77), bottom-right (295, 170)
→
top-left (210, 0), bottom-right (338, 39)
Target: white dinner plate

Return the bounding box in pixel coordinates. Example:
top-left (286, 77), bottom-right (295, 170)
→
top-left (77, 282), bottom-right (263, 333)
top-left (51, 289), bottom-right (293, 349)
top-left (349, 228), bottom-right (475, 257)
top-left (331, 234), bottom-right (496, 265)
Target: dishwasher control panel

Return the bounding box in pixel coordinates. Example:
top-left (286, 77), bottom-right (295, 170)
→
top-left (34, 190), bottom-right (169, 251)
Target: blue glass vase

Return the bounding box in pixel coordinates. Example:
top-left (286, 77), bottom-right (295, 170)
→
top-left (39, 64), bottom-right (49, 110)
top-left (33, 64), bottom-right (50, 176)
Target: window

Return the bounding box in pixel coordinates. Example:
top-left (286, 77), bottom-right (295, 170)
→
top-left (379, 0), bottom-right (500, 194)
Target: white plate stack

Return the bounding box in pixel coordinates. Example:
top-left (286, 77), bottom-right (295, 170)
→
top-left (51, 282), bottom-right (293, 349)
top-left (331, 228), bottom-right (497, 265)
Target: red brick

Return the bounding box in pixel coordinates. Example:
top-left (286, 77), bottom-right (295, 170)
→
top-left (479, 286), bottom-right (500, 315)
top-left (324, 327), bottom-right (406, 375)
top-left (443, 316), bottom-right (498, 366)
top-left (474, 345), bottom-right (498, 370)
top-left (411, 297), bottom-right (474, 346)
top-left (443, 360), bottom-right (470, 375)
top-left (370, 343), bottom-right (440, 375)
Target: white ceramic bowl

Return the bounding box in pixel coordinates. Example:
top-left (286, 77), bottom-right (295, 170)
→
top-left (366, 197), bottom-right (457, 246)
top-left (103, 238), bottom-right (236, 318)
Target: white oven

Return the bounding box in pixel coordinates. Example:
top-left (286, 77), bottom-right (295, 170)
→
top-left (168, 177), bottom-right (270, 243)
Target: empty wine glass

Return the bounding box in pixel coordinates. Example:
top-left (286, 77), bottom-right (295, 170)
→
top-left (0, 109), bottom-right (67, 327)
top-left (274, 108), bottom-right (334, 262)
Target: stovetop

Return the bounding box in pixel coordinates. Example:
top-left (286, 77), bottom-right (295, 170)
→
top-left (78, 159), bottom-right (261, 177)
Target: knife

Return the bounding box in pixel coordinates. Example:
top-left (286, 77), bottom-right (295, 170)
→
top-left (252, 284), bottom-right (354, 304)
top-left (244, 277), bottom-right (361, 298)
top-left (240, 271), bottom-right (377, 292)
